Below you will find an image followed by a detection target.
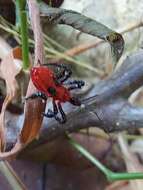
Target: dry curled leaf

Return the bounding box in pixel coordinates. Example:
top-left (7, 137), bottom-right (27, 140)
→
top-left (0, 47), bottom-right (22, 151)
top-left (20, 0), bottom-right (46, 144)
top-left (0, 59), bottom-right (46, 159)
top-left (40, 2), bottom-right (124, 62)
top-left (20, 80), bottom-right (46, 144)
top-left (0, 0), bottom-right (46, 160)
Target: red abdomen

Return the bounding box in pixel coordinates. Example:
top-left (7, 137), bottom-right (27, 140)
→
top-left (30, 66), bottom-right (71, 102)
top-left (31, 67), bottom-right (55, 93)
top-left (54, 85), bottom-right (71, 102)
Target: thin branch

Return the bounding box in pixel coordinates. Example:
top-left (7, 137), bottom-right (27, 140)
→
top-left (5, 50), bottom-right (143, 146)
top-left (28, 0), bottom-right (45, 65)
top-left (119, 21), bottom-right (143, 34)
top-left (33, 50), bottom-right (143, 142)
top-left (64, 40), bottom-right (103, 57)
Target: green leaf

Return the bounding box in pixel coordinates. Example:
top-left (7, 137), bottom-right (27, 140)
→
top-left (39, 2), bottom-right (124, 62)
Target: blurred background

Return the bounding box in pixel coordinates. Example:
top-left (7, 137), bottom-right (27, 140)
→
top-left (0, 0), bottom-right (143, 190)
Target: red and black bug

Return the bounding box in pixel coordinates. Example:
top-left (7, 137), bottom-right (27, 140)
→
top-left (25, 63), bottom-right (85, 124)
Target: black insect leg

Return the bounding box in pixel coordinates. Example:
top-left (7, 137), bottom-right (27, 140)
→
top-left (54, 102), bottom-right (67, 124)
top-left (66, 80), bottom-right (85, 91)
top-left (25, 92), bottom-right (47, 101)
top-left (42, 100), bottom-right (58, 118)
top-left (56, 65), bottom-right (72, 84)
top-left (70, 96), bottom-right (81, 106)
top-left (43, 100), bottom-right (66, 124)
top-left (43, 63), bottom-right (72, 84)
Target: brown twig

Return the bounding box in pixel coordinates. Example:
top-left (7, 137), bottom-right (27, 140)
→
top-left (64, 39), bottom-right (103, 57)
top-left (119, 21), bottom-right (143, 34)
top-left (4, 50), bottom-right (143, 149)
top-left (28, 0), bottom-right (45, 65)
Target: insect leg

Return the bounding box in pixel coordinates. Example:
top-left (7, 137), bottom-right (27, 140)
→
top-left (43, 101), bottom-right (66, 124)
top-left (70, 97), bottom-right (81, 106)
top-left (66, 80), bottom-right (85, 91)
top-left (56, 66), bottom-right (72, 83)
top-left (43, 63), bottom-right (72, 84)
top-left (54, 102), bottom-right (67, 124)
top-left (25, 92), bottom-right (47, 101)
top-left (42, 100), bottom-right (58, 118)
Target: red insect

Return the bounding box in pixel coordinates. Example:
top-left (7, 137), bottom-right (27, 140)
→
top-left (25, 63), bottom-right (85, 124)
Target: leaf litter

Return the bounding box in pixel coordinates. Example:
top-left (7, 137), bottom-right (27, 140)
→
top-left (0, 0), bottom-right (46, 160)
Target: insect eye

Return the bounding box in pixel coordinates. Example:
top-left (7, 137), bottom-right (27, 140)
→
top-left (47, 87), bottom-right (57, 96)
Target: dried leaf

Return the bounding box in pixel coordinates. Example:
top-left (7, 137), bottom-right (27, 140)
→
top-left (20, 81), bottom-right (46, 144)
top-left (105, 181), bottom-right (129, 190)
top-left (0, 37), bottom-right (11, 59)
top-left (39, 2), bottom-right (124, 62)
top-left (20, 0), bottom-right (46, 144)
top-left (0, 70), bottom-right (45, 159)
top-left (0, 1), bottom-right (46, 160)
top-left (0, 141), bottom-right (23, 160)
top-left (0, 47), bottom-right (22, 151)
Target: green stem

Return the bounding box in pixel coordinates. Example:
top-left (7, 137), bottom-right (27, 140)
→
top-left (68, 136), bottom-right (143, 181)
top-left (109, 172), bottom-right (143, 181)
top-left (68, 137), bottom-right (111, 176)
top-left (16, 0), bottom-right (29, 70)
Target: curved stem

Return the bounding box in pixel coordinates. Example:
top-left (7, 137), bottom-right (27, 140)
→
top-left (68, 136), bottom-right (143, 181)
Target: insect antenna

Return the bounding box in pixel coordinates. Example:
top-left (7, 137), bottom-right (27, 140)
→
top-left (81, 94), bottom-right (99, 104)
top-left (81, 94), bottom-right (102, 122)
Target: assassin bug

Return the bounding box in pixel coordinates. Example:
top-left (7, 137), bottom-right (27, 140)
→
top-left (25, 62), bottom-right (85, 124)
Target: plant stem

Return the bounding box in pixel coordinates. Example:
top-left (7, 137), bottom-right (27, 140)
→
top-left (43, 33), bottom-right (66, 51)
top-left (16, 0), bottom-right (29, 70)
top-left (68, 136), bottom-right (143, 181)
top-left (109, 172), bottom-right (143, 181)
top-left (0, 161), bottom-right (26, 190)
top-left (68, 137), bottom-right (111, 176)
top-left (0, 17), bottom-right (103, 75)
top-left (44, 46), bottom-right (104, 75)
